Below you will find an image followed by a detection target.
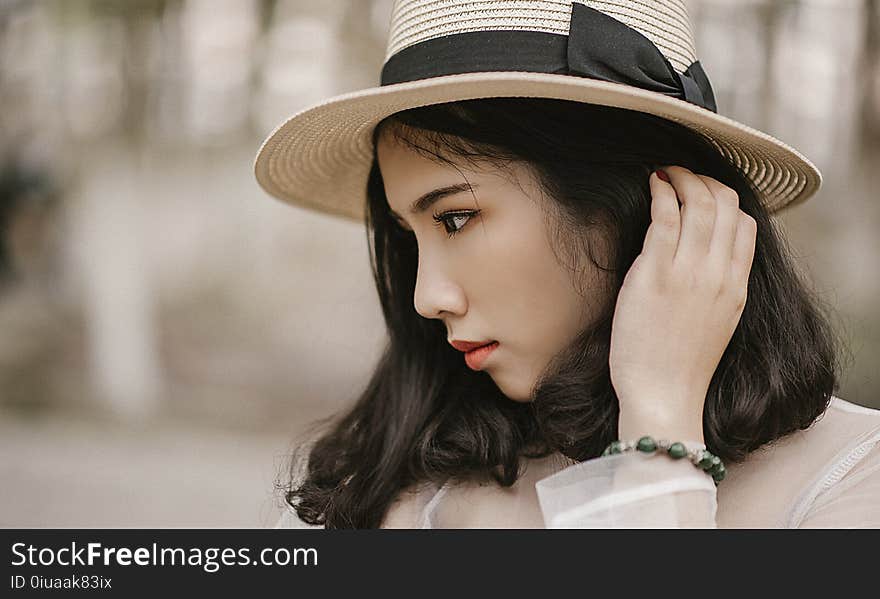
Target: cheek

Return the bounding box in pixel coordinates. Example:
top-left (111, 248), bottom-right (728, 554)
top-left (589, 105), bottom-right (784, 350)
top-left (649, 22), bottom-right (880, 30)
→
top-left (482, 226), bottom-right (584, 354)
top-left (476, 222), bottom-right (593, 401)
top-left (510, 234), bottom-right (583, 331)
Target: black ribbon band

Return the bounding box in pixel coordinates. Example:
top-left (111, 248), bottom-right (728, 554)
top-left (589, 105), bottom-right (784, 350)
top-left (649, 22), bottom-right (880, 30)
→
top-left (380, 3), bottom-right (717, 113)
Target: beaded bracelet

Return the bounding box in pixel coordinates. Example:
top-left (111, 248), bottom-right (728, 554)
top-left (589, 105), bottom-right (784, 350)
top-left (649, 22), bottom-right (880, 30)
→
top-left (602, 436), bottom-right (726, 485)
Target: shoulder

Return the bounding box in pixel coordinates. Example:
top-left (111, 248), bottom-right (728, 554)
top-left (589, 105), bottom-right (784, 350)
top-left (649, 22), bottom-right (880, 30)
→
top-left (793, 395), bottom-right (880, 461)
top-left (381, 481), bottom-right (439, 528)
top-left (717, 395), bottom-right (880, 527)
top-left (784, 395), bottom-right (880, 526)
top-left (824, 395), bottom-right (880, 422)
top-left (804, 395), bottom-right (880, 448)
top-left (741, 395), bottom-right (880, 460)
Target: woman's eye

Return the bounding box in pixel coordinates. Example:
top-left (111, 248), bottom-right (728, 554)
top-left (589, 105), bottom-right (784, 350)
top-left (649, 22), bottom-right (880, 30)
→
top-left (432, 210), bottom-right (480, 238)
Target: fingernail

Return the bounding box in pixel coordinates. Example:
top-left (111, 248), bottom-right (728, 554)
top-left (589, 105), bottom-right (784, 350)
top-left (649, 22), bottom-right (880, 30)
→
top-left (655, 169), bottom-right (670, 183)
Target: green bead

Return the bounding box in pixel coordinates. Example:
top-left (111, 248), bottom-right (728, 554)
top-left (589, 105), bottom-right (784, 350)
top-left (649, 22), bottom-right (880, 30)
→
top-left (699, 455), bottom-right (720, 471)
top-left (667, 442), bottom-right (688, 459)
top-left (709, 461), bottom-right (723, 474)
top-left (604, 441), bottom-right (623, 456)
top-left (711, 463), bottom-right (726, 482)
top-left (636, 436), bottom-right (657, 452)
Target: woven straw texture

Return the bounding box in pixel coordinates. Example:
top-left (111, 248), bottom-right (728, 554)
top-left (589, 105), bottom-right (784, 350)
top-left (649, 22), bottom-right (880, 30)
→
top-left (254, 0), bottom-right (821, 223)
top-left (386, 0), bottom-right (697, 72)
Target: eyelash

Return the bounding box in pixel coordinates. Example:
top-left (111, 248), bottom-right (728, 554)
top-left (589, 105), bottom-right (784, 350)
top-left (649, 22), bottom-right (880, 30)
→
top-left (432, 209), bottom-right (480, 238)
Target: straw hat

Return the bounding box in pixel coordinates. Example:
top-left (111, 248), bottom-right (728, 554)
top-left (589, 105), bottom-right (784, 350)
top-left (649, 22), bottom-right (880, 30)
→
top-left (254, 0), bottom-right (822, 222)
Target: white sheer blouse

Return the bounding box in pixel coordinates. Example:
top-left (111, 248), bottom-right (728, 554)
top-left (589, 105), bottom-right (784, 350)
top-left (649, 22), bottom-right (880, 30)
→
top-left (275, 396), bottom-right (880, 529)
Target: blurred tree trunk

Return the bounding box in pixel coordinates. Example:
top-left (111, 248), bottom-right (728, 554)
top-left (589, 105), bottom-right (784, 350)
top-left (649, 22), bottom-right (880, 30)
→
top-left (72, 1), bottom-right (167, 421)
top-left (861, 0), bottom-right (880, 147)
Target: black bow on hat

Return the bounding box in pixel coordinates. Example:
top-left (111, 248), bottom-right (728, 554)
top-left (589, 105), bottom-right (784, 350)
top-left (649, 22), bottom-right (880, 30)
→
top-left (381, 3), bottom-right (717, 113)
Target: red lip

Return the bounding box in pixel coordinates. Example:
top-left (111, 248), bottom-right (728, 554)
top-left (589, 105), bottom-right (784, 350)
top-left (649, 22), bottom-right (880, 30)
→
top-left (450, 340), bottom-right (496, 352)
top-left (462, 341), bottom-right (499, 371)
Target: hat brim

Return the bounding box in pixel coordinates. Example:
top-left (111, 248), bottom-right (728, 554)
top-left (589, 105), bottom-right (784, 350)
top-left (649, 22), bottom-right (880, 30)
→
top-left (254, 71), bottom-right (821, 222)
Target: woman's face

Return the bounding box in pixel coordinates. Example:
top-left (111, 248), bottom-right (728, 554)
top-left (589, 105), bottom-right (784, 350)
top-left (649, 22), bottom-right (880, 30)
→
top-left (376, 131), bottom-right (610, 402)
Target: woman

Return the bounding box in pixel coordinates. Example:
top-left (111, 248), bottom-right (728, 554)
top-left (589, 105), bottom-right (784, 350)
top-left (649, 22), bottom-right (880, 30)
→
top-left (255, 1), bottom-right (880, 528)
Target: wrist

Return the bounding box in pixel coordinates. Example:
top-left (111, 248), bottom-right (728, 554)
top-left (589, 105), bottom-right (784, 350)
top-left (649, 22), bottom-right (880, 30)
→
top-left (617, 404), bottom-right (705, 445)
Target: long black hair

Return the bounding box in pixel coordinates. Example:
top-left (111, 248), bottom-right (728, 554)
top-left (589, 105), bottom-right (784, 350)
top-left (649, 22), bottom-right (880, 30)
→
top-left (277, 98), bottom-right (843, 528)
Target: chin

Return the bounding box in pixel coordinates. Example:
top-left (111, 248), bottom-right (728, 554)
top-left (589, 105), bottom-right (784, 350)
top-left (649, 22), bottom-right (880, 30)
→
top-left (492, 376), bottom-right (536, 403)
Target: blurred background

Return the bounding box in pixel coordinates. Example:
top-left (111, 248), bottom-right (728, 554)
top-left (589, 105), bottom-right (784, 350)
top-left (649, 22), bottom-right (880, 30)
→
top-left (1, 0), bottom-right (878, 527)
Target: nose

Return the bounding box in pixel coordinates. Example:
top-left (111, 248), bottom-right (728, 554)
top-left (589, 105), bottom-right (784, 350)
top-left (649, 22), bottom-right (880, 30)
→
top-left (413, 255), bottom-right (467, 320)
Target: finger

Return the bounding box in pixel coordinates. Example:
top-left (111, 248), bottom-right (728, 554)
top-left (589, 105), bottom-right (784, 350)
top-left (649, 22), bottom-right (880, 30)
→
top-left (694, 174), bottom-right (740, 269)
top-left (730, 212), bottom-right (757, 288)
top-left (662, 166), bottom-right (716, 265)
top-left (642, 170), bottom-right (681, 267)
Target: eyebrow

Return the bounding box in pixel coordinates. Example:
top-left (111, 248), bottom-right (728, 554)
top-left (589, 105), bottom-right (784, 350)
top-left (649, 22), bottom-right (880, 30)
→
top-left (389, 182), bottom-right (478, 222)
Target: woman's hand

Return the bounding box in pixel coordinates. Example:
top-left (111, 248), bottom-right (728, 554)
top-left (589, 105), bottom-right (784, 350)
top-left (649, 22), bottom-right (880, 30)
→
top-left (608, 166), bottom-right (757, 443)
